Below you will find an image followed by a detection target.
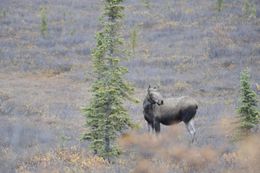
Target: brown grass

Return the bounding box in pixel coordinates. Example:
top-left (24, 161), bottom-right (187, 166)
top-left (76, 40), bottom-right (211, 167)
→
top-left (119, 126), bottom-right (219, 173)
top-left (132, 160), bottom-right (167, 173)
top-left (173, 81), bottom-right (192, 92)
top-left (16, 146), bottom-right (108, 173)
top-left (119, 117), bottom-right (260, 173)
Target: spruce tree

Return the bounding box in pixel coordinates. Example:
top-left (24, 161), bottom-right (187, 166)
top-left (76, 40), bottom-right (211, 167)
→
top-left (243, 0), bottom-right (256, 18)
top-left (237, 69), bottom-right (259, 135)
top-left (82, 0), bottom-right (135, 161)
top-left (217, 0), bottom-right (224, 12)
top-left (40, 6), bottom-right (48, 37)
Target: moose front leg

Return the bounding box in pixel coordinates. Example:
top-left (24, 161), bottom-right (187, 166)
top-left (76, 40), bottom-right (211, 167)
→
top-left (154, 119), bottom-right (160, 134)
top-left (147, 122), bottom-right (151, 132)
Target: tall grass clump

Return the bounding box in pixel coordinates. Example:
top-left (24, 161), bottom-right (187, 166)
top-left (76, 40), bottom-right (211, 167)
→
top-left (82, 0), bottom-right (136, 161)
top-left (40, 6), bottom-right (48, 36)
top-left (237, 69), bottom-right (259, 137)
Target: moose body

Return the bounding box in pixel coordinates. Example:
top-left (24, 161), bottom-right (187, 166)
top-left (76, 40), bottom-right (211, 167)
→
top-left (143, 86), bottom-right (198, 142)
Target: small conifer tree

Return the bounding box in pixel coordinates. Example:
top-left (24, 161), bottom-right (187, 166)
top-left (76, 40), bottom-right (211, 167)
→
top-left (130, 26), bottom-right (138, 55)
top-left (82, 0), bottom-right (135, 161)
top-left (243, 0), bottom-right (256, 19)
top-left (217, 0), bottom-right (224, 12)
top-left (40, 6), bottom-right (48, 36)
top-left (237, 69), bottom-right (259, 135)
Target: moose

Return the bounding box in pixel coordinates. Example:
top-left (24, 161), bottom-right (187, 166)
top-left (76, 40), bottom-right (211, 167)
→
top-left (143, 85), bottom-right (198, 142)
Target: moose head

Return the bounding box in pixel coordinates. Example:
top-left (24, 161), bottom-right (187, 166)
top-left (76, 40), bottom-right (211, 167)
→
top-left (147, 85), bottom-right (164, 105)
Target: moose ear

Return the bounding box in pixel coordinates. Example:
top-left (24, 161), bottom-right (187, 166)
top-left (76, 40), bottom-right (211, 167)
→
top-left (148, 85), bottom-right (151, 92)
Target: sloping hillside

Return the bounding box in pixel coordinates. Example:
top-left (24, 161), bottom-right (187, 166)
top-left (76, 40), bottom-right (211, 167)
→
top-left (0, 0), bottom-right (259, 172)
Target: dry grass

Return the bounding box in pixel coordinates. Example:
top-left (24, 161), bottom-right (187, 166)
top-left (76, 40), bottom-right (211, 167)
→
top-left (119, 118), bottom-right (260, 173)
top-left (173, 81), bottom-right (192, 92)
top-left (16, 146), bottom-right (109, 173)
top-left (119, 126), bottom-right (218, 172)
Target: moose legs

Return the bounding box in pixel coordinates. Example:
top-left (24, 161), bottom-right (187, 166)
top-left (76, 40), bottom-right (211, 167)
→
top-left (146, 118), bottom-right (159, 133)
top-left (154, 119), bottom-right (160, 133)
top-left (185, 119), bottom-right (196, 143)
top-left (147, 122), bottom-right (151, 132)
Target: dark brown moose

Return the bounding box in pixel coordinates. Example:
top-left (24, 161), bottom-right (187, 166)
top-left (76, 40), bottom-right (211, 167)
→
top-left (143, 85), bottom-right (198, 142)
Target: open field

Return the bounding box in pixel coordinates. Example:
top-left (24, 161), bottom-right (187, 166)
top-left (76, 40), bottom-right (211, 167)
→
top-left (0, 0), bottom-right (259, 172)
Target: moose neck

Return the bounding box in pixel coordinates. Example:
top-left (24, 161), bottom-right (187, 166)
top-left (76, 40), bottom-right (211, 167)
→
top-left (143, 95), bottom-right (157, 111)
top-left (147, 94), bottom-right (157, 105)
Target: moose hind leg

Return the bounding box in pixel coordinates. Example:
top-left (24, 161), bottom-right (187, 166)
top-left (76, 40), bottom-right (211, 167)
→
top-left (185, 119), bottom-right (196, 143)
